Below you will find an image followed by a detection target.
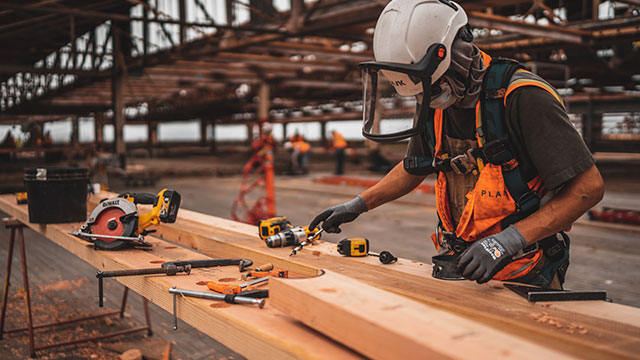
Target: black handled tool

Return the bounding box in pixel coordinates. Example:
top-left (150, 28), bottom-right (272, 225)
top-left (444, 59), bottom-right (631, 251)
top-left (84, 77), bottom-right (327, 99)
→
top-left (97, 264), bottom-right (191, 307)
top-left (162, 258), bottom-right (253, 272)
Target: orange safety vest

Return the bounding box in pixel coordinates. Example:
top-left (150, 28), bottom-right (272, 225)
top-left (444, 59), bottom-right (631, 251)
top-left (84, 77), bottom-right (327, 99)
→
top-left (432, 52), bottom-right (564, 281)
top-left (295, 140), bottom-right (311, 153)
top-left (333, 132), bottom-right (347, 149)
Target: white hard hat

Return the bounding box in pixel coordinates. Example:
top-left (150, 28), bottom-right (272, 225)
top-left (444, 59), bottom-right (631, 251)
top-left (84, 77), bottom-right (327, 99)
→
top-left (373, 0), bottom-right (468, 96)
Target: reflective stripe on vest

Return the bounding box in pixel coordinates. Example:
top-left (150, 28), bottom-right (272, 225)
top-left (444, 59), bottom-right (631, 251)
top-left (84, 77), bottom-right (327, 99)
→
top-left (432, 53), bottom-right (563, 281)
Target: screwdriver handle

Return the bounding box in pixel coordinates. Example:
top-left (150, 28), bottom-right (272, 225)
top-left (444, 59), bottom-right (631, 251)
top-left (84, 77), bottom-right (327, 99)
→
top-left (254, 263), bottom-right (274, 272)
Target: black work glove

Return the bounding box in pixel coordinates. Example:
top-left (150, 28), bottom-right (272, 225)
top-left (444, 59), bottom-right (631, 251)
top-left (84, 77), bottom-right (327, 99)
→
top-left (456, 225), bottom-right (528, 284)
top-left (309, 196), bottom-right (368, 233)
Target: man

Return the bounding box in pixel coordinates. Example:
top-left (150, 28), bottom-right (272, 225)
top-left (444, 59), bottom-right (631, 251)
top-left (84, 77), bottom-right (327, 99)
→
top-left (331, 130), bottom-right (348, 175)
top-left (310, 0), bottom-right (604, 289)
top-left (293, 135), bottom-right (311, 174)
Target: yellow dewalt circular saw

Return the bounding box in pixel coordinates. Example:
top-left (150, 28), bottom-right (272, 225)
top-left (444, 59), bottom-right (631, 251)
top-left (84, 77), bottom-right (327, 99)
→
top-left (70, 189), bottom-right (181, 250)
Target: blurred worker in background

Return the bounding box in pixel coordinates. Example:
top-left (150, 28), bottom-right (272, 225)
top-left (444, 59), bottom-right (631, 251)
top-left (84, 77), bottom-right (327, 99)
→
top-left (293, 134), bottom-right (311, 174)
top-left (310, 0), bottom-right (604, 290)
top-left (331, 130), bottom-right (348, 175)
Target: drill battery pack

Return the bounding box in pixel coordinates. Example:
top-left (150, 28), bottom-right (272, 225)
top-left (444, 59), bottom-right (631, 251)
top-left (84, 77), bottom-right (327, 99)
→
top-left (258, 216), bottom-right (293, 240)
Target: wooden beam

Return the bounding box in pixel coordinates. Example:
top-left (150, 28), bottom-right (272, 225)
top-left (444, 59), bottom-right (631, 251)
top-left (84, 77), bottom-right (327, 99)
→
top-left (79, 195), bottom-right (640, 360)
top-left (0, 195), bottom-right (358, 360)
top-left (270, 271), bottom-right (574, 360)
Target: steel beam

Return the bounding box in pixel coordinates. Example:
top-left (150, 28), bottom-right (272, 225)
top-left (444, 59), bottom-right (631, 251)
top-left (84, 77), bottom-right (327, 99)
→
top-left (468, 11), bottom-right (590, 44)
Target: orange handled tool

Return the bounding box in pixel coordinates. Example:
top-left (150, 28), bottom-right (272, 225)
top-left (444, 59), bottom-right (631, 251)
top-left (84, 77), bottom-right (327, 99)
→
top-left (207, 276), bottom-right (270, 295)
top-left (241, 269), bottom-right (288, 281)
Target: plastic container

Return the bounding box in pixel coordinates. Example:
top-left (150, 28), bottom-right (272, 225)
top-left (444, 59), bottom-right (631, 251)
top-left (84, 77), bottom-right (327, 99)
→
top-left (24, 167), bottom-right (89, 224)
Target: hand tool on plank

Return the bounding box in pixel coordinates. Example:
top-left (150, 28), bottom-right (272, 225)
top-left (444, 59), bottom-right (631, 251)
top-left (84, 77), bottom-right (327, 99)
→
top-left (207, 276), bottom-right (270, 295)
top-left (337, 238), bottom-right (398, 264)
top-left (70, 189), bottom-right (181, 250)
top-left (250, 263), bottom-right (274, 272)
top-left (289, 228), bottom-right (323, 256)
top-left (97, 264), bottom-right (191, 307)
top-left (170, 287), bottom-right (266, 330)
top-left (431, 254), bottom-right (465, 280)
top-left (258, 216), bottom-right (292, 240)
top-left (241, 269), bottom-right (288, 281)
top-left (16, 192), bottom-right (27, 205)
top-left (504, 284), bottom-right (608, 302)
top-left (96, 258), bottom-right (254, 307)
top-left (162, 258), bottom-right (254, 272)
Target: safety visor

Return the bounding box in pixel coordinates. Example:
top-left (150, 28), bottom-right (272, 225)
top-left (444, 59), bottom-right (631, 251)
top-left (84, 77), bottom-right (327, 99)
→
top-left (360, 44), bottom-right (447, 142)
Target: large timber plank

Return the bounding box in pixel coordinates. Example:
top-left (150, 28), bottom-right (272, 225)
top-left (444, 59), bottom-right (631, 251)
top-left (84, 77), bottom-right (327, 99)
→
top-left (0, 195), bottom-right (359, 360)
top-left (84, 194), bottom-right (640, 360)
top-left (270, 271), bottom-right (575, 360)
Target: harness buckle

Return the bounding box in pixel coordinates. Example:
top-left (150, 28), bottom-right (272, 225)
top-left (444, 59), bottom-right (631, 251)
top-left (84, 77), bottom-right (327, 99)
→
top-left (449, 149), bottom-right (479, 175)
top-left (515, 191), bottom-right (539, 214)
top-left (481, 139), bottom-right (511, 165)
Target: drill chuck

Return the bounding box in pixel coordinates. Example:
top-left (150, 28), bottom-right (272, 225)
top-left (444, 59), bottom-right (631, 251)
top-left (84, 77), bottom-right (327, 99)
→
top-left (265, 227), bottom-right (307, 248)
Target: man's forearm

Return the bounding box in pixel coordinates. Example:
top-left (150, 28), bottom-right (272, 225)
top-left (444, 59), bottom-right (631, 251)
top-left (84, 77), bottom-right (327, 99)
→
top-left (515, 165), bottom-right (604, 244)
top-left (361, 162), bottom-right (427, 210)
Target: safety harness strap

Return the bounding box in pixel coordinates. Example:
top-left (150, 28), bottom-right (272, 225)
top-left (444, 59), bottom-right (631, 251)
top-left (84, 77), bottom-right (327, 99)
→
top-left (480, 59), bottom-right (541, 224)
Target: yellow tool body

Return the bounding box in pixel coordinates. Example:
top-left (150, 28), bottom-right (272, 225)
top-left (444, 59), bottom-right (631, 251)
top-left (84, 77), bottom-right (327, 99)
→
top-left (16, 192), bottom-right (28, 205)
top-left (338, 238), bottom-right (370, 257)
top-left (119, 188), bottom-right (181, 236)
top-left (258, 216), bottom-right (292, 240)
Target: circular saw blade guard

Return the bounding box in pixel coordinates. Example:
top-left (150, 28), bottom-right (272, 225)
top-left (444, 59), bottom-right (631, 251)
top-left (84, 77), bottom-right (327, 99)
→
top-left (81, 198), bottom-right (139, 250)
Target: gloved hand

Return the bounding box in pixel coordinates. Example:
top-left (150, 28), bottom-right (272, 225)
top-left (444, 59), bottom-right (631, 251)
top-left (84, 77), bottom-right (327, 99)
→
top-left (456, 225), bottom-right (528, 284)
top-left (309, 196), bottom-right (368, 233)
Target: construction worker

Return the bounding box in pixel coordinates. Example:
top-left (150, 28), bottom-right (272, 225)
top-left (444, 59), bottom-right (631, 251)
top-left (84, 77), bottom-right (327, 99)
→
top-left (310, 0), bottom-right (604, 289)
top-left (331, 130), bottom-right (348, 175)
top-left (293, 135), bottom-right (311, 174)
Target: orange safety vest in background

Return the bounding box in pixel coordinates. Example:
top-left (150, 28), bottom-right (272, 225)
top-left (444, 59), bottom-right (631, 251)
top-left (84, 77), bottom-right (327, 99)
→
top-left (333, 132), bottom-right (347, 149)
top-left (432, 52), bottom-right (564, 281)
top-left (295, 140), bottom-right (311, 153)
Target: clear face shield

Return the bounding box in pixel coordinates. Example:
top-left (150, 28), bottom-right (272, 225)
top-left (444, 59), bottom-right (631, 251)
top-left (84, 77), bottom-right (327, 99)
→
top-left (360, 44), bottom-right (447, 142)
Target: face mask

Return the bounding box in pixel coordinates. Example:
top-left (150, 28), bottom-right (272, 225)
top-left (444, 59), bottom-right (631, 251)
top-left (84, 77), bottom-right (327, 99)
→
top-left (429, 80), bottom-right (458, 109)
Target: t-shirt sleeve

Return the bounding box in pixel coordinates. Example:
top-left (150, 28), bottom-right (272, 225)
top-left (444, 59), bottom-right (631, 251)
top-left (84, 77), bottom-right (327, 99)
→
top-left (506, 86), bottom-right (595, 190)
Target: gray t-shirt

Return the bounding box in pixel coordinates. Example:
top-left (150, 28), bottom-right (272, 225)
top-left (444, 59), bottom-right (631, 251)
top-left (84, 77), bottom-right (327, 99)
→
top-left (407, 85), bottom-right (595, 190)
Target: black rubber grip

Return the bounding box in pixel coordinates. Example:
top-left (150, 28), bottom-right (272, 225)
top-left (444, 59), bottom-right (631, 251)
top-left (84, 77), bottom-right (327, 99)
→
top-left (162, 259), bottom-right (253, 269)
top-left (119, 192), bottom-right (157, 205)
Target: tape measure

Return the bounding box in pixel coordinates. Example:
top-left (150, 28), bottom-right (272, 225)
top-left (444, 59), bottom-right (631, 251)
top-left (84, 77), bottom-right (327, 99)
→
top-left (337, 238), bottom-right (369, 257)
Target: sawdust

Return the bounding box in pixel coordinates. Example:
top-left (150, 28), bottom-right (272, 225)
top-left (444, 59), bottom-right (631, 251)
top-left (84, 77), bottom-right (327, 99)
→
top-left (196, 281), bottom-right (208, 286)
top-left (38, 278), bottom-right (87, 292)
top-left (312, 251), bottom-right (321, 256)
top-left (529, 312), bottom-right (589, 334)
top-left (164, 246), bottom-right (178, 249)
top-left (217, 278), bottom-right (237, 283)
top-left (210, 303), bottom-right (232, 309)
top-left (149, 260), bottom-right (164, 264)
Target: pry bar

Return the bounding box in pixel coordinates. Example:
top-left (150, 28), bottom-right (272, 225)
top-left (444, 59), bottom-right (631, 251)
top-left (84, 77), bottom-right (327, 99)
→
top-left (97, 264), bottom-right (191, 307)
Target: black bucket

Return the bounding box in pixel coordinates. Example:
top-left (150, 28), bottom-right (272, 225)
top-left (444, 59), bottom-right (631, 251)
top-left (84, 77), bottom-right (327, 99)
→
top-left (24, 167), bottom-right (89, 224)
